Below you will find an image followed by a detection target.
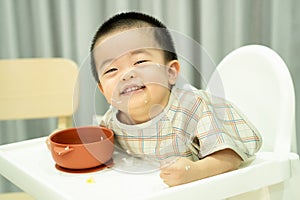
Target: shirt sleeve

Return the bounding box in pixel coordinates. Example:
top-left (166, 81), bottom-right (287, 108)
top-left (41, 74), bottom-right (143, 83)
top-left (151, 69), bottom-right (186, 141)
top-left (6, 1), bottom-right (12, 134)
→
top-left (192, 91), bottom-right (262, 161)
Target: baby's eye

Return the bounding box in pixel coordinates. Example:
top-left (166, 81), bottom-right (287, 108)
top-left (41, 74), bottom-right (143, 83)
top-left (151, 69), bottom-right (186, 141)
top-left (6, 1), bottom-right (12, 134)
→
top-left (103, 68), bottom-right (117, 75)
top-left (134, 60), bottom-right (149, 65)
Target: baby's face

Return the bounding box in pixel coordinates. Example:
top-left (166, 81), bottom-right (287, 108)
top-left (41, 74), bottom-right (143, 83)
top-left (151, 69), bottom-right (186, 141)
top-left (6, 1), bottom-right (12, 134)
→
top-left (93, 28), bottom-right (179, 123)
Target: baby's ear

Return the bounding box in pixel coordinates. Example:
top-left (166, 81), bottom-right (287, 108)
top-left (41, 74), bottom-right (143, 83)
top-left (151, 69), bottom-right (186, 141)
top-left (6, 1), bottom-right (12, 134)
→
top-left (98, 83), bottom-right (104, 94)
top-left (167, 60), bottom-right (180, 85)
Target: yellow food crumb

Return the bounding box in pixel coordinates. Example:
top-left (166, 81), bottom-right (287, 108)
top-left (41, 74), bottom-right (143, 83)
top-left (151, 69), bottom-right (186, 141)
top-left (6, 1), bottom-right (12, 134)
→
top-left (86, 177), bottom-right (95, 184)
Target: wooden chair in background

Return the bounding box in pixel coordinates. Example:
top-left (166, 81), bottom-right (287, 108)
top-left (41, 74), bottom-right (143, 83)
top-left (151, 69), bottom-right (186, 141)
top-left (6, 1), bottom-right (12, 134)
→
top-left (0, 58), bottom-right (79, 199)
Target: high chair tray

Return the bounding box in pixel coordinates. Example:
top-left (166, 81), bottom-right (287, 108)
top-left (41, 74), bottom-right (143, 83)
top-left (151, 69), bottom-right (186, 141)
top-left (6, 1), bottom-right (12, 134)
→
top-left (0, 137), bottom-right (293, 200)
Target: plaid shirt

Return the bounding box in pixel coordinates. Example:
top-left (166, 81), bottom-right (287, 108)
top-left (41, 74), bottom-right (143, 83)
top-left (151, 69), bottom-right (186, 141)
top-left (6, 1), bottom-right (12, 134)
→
top-left (100, 87), bottom-right (262, 162)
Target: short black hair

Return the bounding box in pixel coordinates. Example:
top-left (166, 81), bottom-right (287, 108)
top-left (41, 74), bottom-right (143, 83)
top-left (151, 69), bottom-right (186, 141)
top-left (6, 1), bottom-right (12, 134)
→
top-left (90, 12), bottom-right (178, 83)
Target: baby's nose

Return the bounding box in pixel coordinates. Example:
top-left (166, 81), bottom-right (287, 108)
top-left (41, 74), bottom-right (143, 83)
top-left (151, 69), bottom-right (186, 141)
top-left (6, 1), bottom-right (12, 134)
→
top-left (121, 69), bottom-right (136, 81)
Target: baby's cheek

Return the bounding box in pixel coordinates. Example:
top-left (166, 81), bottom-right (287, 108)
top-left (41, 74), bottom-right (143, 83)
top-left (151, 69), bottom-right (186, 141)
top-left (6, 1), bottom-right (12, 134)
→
top-left (102, 89), bottom-right (113, 104)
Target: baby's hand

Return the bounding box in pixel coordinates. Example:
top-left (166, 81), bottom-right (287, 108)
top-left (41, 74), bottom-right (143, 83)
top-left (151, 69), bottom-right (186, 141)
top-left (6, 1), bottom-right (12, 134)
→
top-left (159, 157), bottom-right (196, 187)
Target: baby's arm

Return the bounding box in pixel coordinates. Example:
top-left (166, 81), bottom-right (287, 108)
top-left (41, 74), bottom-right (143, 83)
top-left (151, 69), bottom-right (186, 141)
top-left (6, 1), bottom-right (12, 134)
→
top-left (160, 148), bottom-right (241, 187)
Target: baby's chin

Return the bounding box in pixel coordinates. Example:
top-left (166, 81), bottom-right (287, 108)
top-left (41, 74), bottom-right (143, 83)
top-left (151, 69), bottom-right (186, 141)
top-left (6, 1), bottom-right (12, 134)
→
top-left (112, 92), bottom-right (148, 111)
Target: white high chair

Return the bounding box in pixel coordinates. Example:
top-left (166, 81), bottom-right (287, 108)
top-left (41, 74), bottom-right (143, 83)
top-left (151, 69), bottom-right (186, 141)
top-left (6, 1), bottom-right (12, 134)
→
top-left (205, 45), bottom-right (299, 199)
top-left (150, 45), bottom-right (300, 200)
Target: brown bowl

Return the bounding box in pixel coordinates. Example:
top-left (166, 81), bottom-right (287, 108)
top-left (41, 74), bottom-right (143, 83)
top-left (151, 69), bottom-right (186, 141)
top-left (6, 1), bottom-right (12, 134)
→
top-left (49, 126), bottom-right (114, 169)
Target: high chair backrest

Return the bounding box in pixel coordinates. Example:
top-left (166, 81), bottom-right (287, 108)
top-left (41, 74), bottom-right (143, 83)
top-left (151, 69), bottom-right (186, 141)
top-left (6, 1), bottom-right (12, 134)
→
top-left (0, 58), bottom-right (79, 129)
top-left (206, 45), bottom-right (296, 153)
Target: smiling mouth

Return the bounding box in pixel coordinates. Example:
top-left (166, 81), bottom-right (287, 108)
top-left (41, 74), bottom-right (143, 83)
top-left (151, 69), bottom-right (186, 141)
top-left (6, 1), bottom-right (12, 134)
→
top-left (120, 85), bottom-right (146, 95)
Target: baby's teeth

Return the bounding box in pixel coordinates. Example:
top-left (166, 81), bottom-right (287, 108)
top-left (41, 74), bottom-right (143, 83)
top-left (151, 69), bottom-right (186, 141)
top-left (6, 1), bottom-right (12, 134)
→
top-left (122, 85), bottom-right (145, 94)
top-left (126, 86), bottom-right (139, 93)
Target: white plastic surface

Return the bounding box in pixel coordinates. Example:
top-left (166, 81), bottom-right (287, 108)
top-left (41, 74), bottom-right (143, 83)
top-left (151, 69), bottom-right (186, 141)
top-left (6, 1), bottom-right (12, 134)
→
top-left (0, 137), bottom-right (294, 200)
top-left (0, 137), bottom-right (166, 200)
